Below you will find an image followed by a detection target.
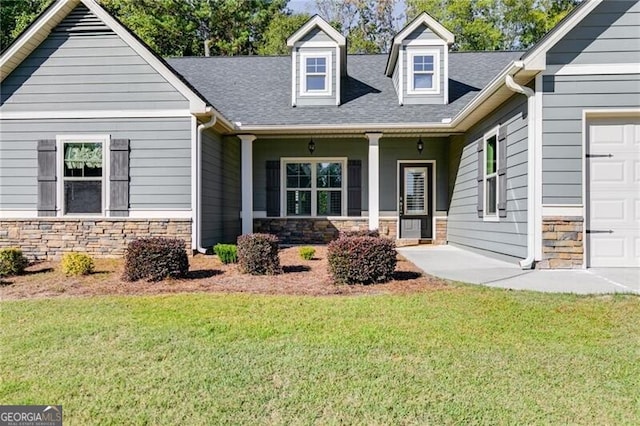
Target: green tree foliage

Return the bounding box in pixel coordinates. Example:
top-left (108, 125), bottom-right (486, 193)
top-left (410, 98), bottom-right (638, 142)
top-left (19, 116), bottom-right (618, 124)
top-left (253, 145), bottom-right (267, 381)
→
top-left (258, 12), bottom-right (310, 55)
top-left (405, 0), bottom-right (581, 51)
top-left (316, 0), bottom-right (399, 54)
top-left (1, 0), bottom-right (53, 51)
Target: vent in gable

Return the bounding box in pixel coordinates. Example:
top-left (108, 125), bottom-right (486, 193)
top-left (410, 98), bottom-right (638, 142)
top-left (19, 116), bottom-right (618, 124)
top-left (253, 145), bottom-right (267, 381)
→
top-left (51, 5), bottom-right (113, 36)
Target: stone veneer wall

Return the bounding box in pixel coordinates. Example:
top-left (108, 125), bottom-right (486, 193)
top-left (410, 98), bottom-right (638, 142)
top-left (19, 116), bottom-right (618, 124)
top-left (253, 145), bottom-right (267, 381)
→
top-left (435, 218), bottom-right (447, 245)
top-left (537, 216), bottom-right (583, 269)
top-left (253, 218), bottom-right (398, 244)
top-left (0, 219), bottom-right (192, 260)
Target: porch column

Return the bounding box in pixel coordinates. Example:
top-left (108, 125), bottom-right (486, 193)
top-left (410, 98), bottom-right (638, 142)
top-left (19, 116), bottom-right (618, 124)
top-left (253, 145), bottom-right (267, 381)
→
top-left (239, 134), bottom-right (256, 235)
top-left (366, 132), bottom-right (382, 230)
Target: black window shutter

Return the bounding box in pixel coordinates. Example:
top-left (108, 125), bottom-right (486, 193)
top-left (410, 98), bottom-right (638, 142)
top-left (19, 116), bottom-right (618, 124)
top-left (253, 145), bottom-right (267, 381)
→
top-left (497, 125), bottom-right (508, 218)
top-left (476, 139), bottom-right (484, 218)
top-left (37, 139), bottom-right (57, 217)
top-left (347, 159), bottom-right (362, 216)
top-left (110, 138), bottom-right (130, 217)
top-left (266, 160), bottom-right (280, 217)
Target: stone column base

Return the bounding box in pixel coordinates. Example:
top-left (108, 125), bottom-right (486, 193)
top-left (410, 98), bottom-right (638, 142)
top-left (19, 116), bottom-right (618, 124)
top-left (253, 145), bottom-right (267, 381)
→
top-left (537, 216), bottom-right (583, 269)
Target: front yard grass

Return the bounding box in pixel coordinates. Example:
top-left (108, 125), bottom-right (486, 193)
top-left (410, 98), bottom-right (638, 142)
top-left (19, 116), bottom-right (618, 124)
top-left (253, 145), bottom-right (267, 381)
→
top-left (2, 290), bottom-right (638, 424)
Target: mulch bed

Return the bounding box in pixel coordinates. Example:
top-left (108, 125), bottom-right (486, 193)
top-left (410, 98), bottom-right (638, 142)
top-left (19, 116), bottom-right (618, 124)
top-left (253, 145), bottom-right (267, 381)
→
top-left (0, 246), bottom-right (449, 300)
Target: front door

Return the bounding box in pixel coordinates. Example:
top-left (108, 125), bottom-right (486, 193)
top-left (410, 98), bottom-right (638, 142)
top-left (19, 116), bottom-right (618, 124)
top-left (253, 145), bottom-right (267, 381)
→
top-left (399, 163), bottom-right (433, 239)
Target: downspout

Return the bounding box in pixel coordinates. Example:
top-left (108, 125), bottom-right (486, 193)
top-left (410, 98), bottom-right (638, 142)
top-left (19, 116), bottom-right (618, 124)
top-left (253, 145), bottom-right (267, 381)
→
top-left (196, 107), bottom-right (217, 253)
top-left (505, 65), bottom-right (536, 269)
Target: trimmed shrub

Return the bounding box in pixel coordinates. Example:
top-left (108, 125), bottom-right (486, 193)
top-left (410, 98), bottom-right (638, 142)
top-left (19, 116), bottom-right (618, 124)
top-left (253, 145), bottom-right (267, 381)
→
top-left (123, 238), bottom-right (189, 282)
top-left (327, 236), bottom-right (396, 284)
top-left (0, 248), bottom-right (29, 277)
top-left (237, 233), bottom-right (281, 275)
top-left (214, 243), bottom-right (238, 264)
top-left (299, 246), bottom-right (316, 261)
top-left (339, 229), bottom-right (380, 238)
top-left (61, 252), bottom-right (94, 276)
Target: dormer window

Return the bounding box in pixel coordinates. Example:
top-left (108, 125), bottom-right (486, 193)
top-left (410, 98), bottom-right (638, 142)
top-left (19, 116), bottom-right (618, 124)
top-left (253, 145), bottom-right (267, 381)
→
top-left (408, 50), bottom-right (439, 94)
top-left (301, 52), bottom-right (332, 95)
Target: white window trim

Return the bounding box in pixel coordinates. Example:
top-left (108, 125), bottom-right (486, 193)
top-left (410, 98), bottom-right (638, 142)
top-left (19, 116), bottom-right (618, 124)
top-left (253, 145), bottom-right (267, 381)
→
top-left (407, 49), bottom-right (440, 95)
top-left (483, 127), bottom-right (499, 222)
top-left (300, 51), bottom-right (332, 96)
top-left (56, 134), bottom-right (111, 217)
top-left (280, 157), bottom-right (347, 217)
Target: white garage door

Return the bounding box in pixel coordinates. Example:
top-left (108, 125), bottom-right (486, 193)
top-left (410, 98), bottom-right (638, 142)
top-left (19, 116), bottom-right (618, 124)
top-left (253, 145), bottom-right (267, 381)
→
top-left (588, 117), bottom-right (640, 267)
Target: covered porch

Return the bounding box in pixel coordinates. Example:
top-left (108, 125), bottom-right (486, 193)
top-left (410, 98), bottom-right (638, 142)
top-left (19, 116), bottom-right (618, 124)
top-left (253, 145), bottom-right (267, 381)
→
top-left (238, 132), bottom-right (452, 244)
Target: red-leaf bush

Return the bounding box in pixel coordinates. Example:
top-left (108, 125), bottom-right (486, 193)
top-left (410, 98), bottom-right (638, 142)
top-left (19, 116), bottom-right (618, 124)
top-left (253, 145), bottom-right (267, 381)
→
top-left (123, 238), bottom-right (189, 282)
top-left (339, 229), bottom-right (380, 238)
top-left (237, 233), bottom-right (281, 275)
top-left (327, 236), bottom-right (396, 284)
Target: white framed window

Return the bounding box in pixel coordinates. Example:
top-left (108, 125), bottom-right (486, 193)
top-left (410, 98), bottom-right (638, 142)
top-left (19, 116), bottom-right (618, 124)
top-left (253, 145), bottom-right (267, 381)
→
top-left (407, 49), bottom-right (440, 94)
top-left (56, 135), bottom-right (110, 216)
top-left (483, 128), bottom-right (499, 221)
top-left (300, 52), bottom-right (332, 96)
top-left (282, 158), bottom-right (346, 217)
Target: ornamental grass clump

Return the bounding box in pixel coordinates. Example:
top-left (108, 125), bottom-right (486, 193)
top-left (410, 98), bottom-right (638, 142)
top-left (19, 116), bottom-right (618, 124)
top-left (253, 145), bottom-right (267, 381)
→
top-left (237, 233), bottom-right (281, 275)
top-left (0, 248), bottom-right (29, 277)
top-left (61, 252), bottom-right (94, 276)
top-left (299, 246), bottom-right (316, 261)
top-left (123, 238), bottom-right (189, 282)
top-left (327, 236), bottom-right (396, 284)
top-left (214, 244), bottom-right (238, 264)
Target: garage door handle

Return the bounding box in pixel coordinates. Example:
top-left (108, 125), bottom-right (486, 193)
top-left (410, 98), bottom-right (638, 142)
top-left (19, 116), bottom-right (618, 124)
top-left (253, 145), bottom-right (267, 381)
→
top-left (586, 229), bottom-right (613, 234)
top-left (586, 154), bottom-right (612, 158)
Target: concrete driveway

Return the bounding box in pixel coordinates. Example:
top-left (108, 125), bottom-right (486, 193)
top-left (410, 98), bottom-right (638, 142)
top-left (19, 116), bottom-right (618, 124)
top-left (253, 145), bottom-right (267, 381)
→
top-left (398, 245), bottom-right (640, 295)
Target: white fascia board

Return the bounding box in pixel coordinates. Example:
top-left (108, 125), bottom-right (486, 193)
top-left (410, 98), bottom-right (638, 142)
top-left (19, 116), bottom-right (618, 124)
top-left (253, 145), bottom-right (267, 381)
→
top-left (80, 0), bottom-right (209, 114)
top-left (236, 122), bottom-right (453, 133)
top-left (395, 12), bottom-right (454, 46)
top-left (522, 0), bottom-right (604, 71)
top-left (287, 15), bottom-right (345, 47)
top-left (0, 0), bottom-right (80, 82)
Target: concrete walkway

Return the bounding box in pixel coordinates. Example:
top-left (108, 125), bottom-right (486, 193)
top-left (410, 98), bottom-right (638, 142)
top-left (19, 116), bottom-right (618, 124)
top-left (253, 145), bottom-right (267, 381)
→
top-left (398, 245), bottom-right (640, 295)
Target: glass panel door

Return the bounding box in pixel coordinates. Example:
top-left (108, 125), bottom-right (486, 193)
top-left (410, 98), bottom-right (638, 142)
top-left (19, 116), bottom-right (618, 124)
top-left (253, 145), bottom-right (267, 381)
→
top-left (404, 167), bottom-right (427, 215)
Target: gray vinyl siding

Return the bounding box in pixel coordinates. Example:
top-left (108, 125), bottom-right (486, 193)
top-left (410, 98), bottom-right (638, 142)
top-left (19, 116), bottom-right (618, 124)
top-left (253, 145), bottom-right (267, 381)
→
top-left (547, 0), bottom-right (640, 65)
top-left (402, 44), bottom-right (445, 105)
top-left (447, 94), bottom-right (529, 259)
top-left (0, 118), bottom-right (191, 210)
top-left (0, 5), bottom-right (189, 112)
top-left (405, 24), bottom-right (441, 41)
top-left (392, 58), bottom-right (400, 103)
top-left (201, 130), bottom-right (241, 247)
top-left (252, 138), bottom-right (368, 213)
top-left (379, 137), bottom-right (449, 212)
top-left (300, 27), bottom-right (333, 43)
top-left (295, 46), bottom-right (337, 106)
top-left (541, 0), bottom-right (640, 204)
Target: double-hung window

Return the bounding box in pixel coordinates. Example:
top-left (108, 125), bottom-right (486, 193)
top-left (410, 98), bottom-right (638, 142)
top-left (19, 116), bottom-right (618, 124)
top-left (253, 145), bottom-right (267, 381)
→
top-left (301, 52), bottom-right (331, 95)
top-left (58, 135), bottom-right (108, 215)
top-left (484, 131), bottom-right (499, 219)
top-left (408, 50), bottom-right (439, 94)
top-left (284, 159), bottom-right (345, 216)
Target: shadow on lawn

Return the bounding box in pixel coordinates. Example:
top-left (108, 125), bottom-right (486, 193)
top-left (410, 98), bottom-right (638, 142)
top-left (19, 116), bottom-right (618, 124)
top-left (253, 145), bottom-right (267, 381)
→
top-left (392, 271), bottom-right (422, 281)
top-left (185, 269), bottom-right (223, 279)
top-left (283, 265), bottom-right (311, 273)
top-left (23, 267), bottom-right (54, 275)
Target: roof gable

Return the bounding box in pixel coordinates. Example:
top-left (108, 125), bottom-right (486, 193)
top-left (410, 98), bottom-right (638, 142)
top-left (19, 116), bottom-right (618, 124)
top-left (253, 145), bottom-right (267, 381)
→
top-left (0, 0), bottom-right (209, 114)
top-left (286, 15), bottom-right (346, 47)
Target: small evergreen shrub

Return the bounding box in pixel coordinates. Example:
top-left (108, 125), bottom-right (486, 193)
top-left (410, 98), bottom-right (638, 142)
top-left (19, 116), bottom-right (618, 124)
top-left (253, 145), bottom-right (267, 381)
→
top-left (339, 229), bottom-right (380, 238)
top-left (299, 246), bottom-right (316, 260)
top-left (123, 238), bottom-right (189, 282)
top-left (61, 252), bottom-right (94, 276)
top-left (327, 236), bottom-right (396, 284)
top-left (214, 243), bottom-right (238, 264)
top-left (237, 233), bottom-right (281, 275)
top-left (0, 248), bottom-right (29, 277)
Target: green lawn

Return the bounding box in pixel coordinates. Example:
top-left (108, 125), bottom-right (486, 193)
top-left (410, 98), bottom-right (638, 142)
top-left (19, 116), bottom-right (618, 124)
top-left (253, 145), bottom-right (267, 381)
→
top-left (1, 289), bottom-right (639, 424)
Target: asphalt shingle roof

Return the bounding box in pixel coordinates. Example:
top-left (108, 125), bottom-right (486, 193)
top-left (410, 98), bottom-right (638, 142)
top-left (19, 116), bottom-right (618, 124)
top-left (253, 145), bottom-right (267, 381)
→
top-left (167, 51), bottom-right (522, 126)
